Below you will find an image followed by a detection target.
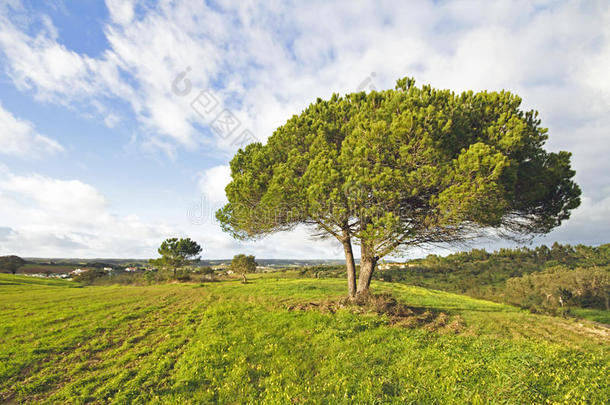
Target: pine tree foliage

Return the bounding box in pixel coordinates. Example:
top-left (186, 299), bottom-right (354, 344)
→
top-left (216, 78), bottom-right (581, 295)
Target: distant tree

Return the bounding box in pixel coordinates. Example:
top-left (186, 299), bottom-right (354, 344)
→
top-left (535, 245), bottom-right (552, 263)
top-left (469, 249), bottom-right (490, 261)
top-left (150, 238), bottom-right (202, 277)
top-left (193, 266), bottom-right (215, 281)
top-left (73, 268), bottom-right (106, 285)
top-left (229, 254), bottom-right (257, 283)
top-left (0, 255), bottom-right (26, 274)
top-left (201, 266), bottom-right (215, 280)
top-left (217, 78), bottom-right (581, 296)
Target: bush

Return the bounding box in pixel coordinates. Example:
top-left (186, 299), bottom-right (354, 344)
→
top-left (72, 269), bottom-right (107, 285)
top-left (191, 266), bottom-right (213, 275)
top-left (298, 265), bottom-right (345, 279)
top-left (505, 266), bottom-right (610, 313)
top-left (174, 269), bottom-right (192, 282)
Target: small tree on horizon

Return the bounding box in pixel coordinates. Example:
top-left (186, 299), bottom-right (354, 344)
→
top-left (150, 238), bottom-right (202, 278)
top-left (229, 254), bottom-right (257, 283)
top-left (216, 78), bottom-right (581, 297)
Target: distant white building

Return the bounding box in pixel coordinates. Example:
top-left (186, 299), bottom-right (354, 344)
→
top-left (378, 263), bottom-right (405, 271)
top-left (125, 267), bottom-right (137, 272)
top-left (103, 267), bottom-right (113, 272)
top-left (70, 268), bottom-right (88, 276)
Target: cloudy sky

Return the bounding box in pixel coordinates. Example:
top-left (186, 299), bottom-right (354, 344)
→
top-left (0, 0), bottom-right (608, 259)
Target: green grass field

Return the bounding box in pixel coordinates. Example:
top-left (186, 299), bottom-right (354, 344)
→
top-left (0, 273), bottom-right (608, 404)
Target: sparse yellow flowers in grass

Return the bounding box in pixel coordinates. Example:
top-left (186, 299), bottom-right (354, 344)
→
top-left (0, 274), bottom-right (608, 403)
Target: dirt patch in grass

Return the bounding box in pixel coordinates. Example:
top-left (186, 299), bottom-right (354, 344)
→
top-left (560, 321), bottom-right (610, 340)
top-left (286, 292), bottom-right (465, 333)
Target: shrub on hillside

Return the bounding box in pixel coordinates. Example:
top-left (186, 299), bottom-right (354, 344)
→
top-left (72, 269), bottom-right (107, 285)
top-left (298, 265), bottom-right (345, 279)
top-left (174, 268), bottom-right (192, 282)
top-left (192, 266), bottom-right (215, 280)
top-left (505, 266), bottom-right (610, 314)
top-left (0, 255), bottom-right (26, 274)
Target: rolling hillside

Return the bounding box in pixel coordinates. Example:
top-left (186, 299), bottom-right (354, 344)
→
top-left (0, 274), bottom-right (608, 403)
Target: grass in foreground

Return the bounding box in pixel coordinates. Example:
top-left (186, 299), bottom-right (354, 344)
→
top-left (0, 273), bottom-right (608, 403)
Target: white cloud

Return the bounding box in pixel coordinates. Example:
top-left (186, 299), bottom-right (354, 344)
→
top-left (0, 169), bottom-right (177, 257)
top-left (0, 103), bottom-right (63, 157)
top-left (0, 0), bottom-right (609, 257)
top-left (0, 14), bottom-right (130, 102)
top-left (1, 0), bottom-right (607, 154)
top-left (198, 165), bottom-right (231, 205)
top-left (105, 0), bottom-right (135, 25)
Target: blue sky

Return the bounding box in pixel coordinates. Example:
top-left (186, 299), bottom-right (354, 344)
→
top-left (0, 0), bottom-right (609, 259)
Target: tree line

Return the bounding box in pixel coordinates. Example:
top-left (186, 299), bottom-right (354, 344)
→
top-left (371, 243), bottom-right (609, 315)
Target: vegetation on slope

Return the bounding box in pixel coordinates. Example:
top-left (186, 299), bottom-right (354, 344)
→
top-left (371, 243), bottom-right (610, 320)
top-left (0, 273), bottom-right (607, 403)
top-left (392, 243), bottom-right (609, 288)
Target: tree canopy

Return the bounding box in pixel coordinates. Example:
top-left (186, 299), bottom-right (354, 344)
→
top-left (229, 254), bottom-right (257, 283)
top-left (150, 238), bottom-right (202, 277)
top-left (216, 78), bottom-right (581, 296)
top-left (0, 255), bottom-right (26, 274)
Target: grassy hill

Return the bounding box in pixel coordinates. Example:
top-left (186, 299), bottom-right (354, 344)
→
top-left (0, 273), bottom-right (608, 403)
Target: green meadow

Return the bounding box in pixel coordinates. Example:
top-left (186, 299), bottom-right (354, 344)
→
top-left (0, 273), bottom-right (608, 404)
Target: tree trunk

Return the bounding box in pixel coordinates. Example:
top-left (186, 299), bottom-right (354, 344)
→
top-left (241, 273), bottom-right (247, 284)
top-left (342, 234), bottom-right (357, 298)
top-left (357, 244), bottom-right (377, 295)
